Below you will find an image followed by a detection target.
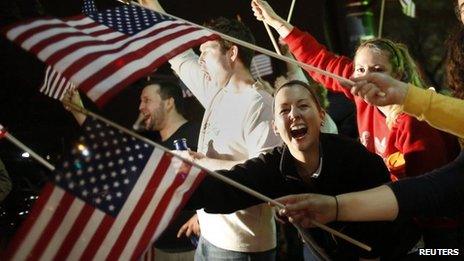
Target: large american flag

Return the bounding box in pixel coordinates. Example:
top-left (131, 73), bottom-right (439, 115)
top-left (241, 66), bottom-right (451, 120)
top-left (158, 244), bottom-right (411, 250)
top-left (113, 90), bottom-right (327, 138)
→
top-left (3, 117), bottom-right (206, 260)
top-left (3, 0), bottom-right (216, 106)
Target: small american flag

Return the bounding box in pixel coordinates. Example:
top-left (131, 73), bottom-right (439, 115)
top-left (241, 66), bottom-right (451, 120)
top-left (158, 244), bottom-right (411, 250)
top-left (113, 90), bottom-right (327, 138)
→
top-left (399, 0), bottom-right (416, 18)
top-left (4, 0), bottom-right (216, 106)
top-left (0, 124), bottom-right (6, 139)
top-left (3, 117), bottom-right (205, 260)
top-left (250, 54), bottom-right (273, 79)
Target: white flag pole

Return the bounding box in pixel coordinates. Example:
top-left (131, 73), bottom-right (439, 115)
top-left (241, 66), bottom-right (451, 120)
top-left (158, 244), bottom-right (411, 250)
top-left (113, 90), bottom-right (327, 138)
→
top-left (0, 126), bottom-right (55, 171)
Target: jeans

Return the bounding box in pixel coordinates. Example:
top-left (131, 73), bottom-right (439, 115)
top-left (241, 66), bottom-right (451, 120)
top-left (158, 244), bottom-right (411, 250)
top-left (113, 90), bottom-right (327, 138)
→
top-left (194, 236), bottom-right (276, 261)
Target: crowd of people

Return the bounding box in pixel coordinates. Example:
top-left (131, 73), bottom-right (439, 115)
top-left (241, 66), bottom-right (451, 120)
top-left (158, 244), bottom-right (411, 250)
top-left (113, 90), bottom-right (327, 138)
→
top-left (1, 0), bottom-right (464, 260)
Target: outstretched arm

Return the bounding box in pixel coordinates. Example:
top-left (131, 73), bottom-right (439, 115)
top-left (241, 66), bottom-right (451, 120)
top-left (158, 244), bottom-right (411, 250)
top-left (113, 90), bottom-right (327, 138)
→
top-left (351, 73), bottom-right (464, 139)
top-left (276, 185), bottom-right (398, 227)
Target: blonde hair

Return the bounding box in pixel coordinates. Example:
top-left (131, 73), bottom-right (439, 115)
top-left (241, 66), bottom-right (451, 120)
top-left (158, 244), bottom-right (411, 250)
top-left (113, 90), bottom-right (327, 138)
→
top-left (356, 38), bottom-right (427, 128)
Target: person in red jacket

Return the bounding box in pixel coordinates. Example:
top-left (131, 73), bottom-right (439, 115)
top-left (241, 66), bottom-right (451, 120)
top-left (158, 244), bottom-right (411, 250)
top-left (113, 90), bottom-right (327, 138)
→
top-left (251, 0), bottom-right (461, 253)
top-left (252, 0), bottom-right (459, 181)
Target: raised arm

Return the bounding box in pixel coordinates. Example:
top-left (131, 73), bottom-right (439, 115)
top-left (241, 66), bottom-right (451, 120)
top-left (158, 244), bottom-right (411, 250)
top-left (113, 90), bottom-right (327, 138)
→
top-left (351, 73), bottom-right (464, 139)
top-left (251, 0), bottom-right (354, 98)
top-left (139, 0), bottom-right (216, 107)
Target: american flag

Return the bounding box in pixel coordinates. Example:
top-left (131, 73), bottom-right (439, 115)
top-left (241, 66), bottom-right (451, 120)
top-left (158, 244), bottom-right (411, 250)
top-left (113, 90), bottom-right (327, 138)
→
top-left (0, 124), bottom-right (6, 139)
top-left (399, 0), bottom-right (415, 18)
top-left (3, 117), bottom-right (206, 260)
top-left (3, 0), bottom-right (217, 106)
top-left (250, 54), bottom-right (273, 79)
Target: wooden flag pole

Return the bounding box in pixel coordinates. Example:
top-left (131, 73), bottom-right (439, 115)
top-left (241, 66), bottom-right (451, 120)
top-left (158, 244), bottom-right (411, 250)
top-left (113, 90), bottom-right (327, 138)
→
top-left (287, 0), bottom-right (297, 23)
top-left (378, 0), bottom-right (386, 37)
top-left (263, 22), bottom-right (282, 55)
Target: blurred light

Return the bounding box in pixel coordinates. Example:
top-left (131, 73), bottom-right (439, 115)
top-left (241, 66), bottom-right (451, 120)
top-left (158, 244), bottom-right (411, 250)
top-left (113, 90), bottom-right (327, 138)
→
top-left (21, 152), bottom-right (30, 158)
top-left (46, 155), bottom-right (51, 160)
top-left (77, 144), bottom-right (90, 157)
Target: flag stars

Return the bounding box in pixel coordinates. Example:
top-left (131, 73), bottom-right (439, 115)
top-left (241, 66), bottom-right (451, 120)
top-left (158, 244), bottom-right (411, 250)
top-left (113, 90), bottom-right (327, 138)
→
top-left (131, 166), bottom-right (137, 172)
top-left (105, 194), bottom-right (112, 200)
top-left (98, 164), bottom-right (104, 170)
top-left (95, 154), bottom-right (101, 159)
top-left (138, 154), bottom-right (143, 159)
top-left (90, 177), bottom-right (96, 183)
top-left (77, 169), bottom-right (83, 176)
top-left (118, 159), bottom-right (124, 165)
top-left (100, 174), bottom-right (107, 180)
top-left (111, 171), bottom-right (117, 177)
top-left (103, 141), bottom-right (109, 147)
top-left (123, 178), bottom-right (130, 184)
top-left (92, 187), bottom-right (99, 194)
top-left (128, 156), bottom-right (134, 161)
top-left (68, 182), bottom-right (75, 189)
top-left (79, 180), bottom-right (86, 186)
top-left (82, 190), bottom-right (88, 197)
top-left (95, 198), bottom-right (102, 204)
top-left (125, 147), bottom-right (131, 152)
top-left (108, 161), bottom-right (114, 167)
top-left (109, 205), bottom-right (115, 211)
top-left (105, 151), bottom-right (112, 157)
top-left (87, 166), bottom-right (94, 173)
top-left (65, 172), bottom-right (72, 179)
top-left (112, 139), bottom-right (118, 145)
top-left (116, 192), bottom-right (122, 198)
top-left (113, 181), bottom-right (120, 188)
top-left (55, 175), bottom-right (61, 181)
top-left (121, 168), bottom-right (127, 175)
top-left (103, 184), bottom-right (110, 190)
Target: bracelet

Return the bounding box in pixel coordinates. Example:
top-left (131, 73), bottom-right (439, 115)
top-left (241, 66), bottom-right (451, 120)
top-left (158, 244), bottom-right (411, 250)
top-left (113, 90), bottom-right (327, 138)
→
top-left (333, 195), bottom-right (339, 221)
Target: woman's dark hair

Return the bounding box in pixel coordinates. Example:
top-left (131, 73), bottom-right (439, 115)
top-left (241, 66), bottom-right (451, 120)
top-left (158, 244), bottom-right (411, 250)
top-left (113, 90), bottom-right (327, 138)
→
top-left (446, 26), bottom-right (464, 99)
top-left (274, 80), bottom-right (323, 112)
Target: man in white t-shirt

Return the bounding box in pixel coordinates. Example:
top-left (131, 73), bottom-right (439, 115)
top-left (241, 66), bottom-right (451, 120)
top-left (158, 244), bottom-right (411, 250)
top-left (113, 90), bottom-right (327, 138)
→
top-left (140, 1), bottom-right (282, 259)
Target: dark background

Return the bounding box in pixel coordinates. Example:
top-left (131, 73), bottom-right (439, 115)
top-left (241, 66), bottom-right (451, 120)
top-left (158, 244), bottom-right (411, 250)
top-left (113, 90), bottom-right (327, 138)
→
top-left (0, 0), bottom-right (460, 244)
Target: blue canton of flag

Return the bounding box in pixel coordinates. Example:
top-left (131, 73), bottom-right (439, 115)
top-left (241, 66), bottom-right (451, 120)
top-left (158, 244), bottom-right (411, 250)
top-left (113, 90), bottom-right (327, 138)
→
top-left (82, 0), bottom-right (98, 15)
top-left (56, 118), bottom-right (152, 216)
top-left (85, 1), bottom-right (175, 36)
top-left (4, 117), bottom-right (206, 260)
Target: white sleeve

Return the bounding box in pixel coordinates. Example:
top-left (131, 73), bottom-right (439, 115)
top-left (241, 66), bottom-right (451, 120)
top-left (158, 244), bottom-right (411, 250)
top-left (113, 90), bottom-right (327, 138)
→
top-left (169, 50), bottom-right (219, 107)
top-left (321, 114), bottom-right (338, 134)
top-left (243, 97), bottom-right (282, 158)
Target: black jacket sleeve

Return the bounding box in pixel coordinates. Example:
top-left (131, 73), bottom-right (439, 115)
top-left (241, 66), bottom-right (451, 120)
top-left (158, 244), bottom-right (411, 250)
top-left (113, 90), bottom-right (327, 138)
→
top-left (187, 150), bottom-right (284, 214)
top-left (0, 159), bottom-right (12, 202)
top-left (389, 150), bottom-right (464, 219)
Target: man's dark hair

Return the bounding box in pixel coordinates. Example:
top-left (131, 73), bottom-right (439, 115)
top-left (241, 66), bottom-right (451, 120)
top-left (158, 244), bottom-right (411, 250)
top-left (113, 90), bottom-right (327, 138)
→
top-left (142, 79), bottom-right (185, 115)
top-left (204, 17), bottom-right (256, 70)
